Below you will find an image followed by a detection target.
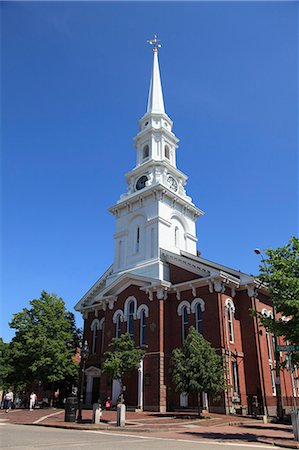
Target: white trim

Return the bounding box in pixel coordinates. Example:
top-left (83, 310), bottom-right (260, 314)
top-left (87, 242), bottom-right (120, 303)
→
top-left (136, 304), bottom-right (149, 319)
top-left (262, 308), bottom-right (273, 319)
top-left (191, 298), bottom-right (205, 314)
top-left (113, 309), bottom-right (124, 323)
top-left (99, 317), bottom-right (105, 330)
top-left (177, 300), bottom-right (191, 316)
top-left (225, 298), bottom-right (235, 344)
top-left (91, 319), bottom-right (100, 331)
top-left (225, 298), bottom-right (235, 313)
top-left (123, 296), bottom-right (138, 322)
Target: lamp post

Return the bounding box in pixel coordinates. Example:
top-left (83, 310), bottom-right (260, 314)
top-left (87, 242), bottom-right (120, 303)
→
top-left (77, 340), bottom-right (89, 422)
top-left (254, 248), bottom-right (284, 421)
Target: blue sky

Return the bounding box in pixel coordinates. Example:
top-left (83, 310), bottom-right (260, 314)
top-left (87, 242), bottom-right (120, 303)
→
top-left (2, 1), bottom-right (298, 342)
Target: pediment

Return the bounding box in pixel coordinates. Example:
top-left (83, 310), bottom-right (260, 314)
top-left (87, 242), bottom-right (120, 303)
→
top-left (85, 366), bottom-right (101, 377)
top-left (95, 272), bottom-right (156, 300)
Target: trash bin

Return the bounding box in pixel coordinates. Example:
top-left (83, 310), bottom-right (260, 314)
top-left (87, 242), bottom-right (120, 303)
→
top-left (291, 409), bottom-right (299, 441)
top-left (64, 397), bottom-right (78, 422)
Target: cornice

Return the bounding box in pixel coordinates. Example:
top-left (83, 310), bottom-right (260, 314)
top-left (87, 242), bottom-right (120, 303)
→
top-left (109, 184), bottom-right (203, 219)
top-left (125, 160), bottom-right (188, 183)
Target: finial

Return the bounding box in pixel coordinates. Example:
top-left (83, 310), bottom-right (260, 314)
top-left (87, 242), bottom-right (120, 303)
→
top-left (147, 34), bottom-right (161, 53)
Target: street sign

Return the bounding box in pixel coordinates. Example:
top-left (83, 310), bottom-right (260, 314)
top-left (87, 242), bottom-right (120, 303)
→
top-left (277, 345), bottom-right (299, 352)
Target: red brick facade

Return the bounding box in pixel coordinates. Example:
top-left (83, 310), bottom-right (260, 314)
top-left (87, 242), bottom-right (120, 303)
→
top-left (81, 259), bottom-right (296, 416)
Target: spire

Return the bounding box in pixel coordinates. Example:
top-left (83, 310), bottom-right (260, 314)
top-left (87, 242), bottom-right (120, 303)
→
top-left (146, 35), bottom-right (165, 114)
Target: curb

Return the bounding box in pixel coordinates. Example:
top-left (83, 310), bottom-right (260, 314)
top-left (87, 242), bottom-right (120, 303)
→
top-left (257, 438), bottom-right (299, 449)
top-left (24, 422), bottom-right (190, 433)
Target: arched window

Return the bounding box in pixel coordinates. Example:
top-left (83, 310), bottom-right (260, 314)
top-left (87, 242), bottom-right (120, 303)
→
top-left (140, 310), bottom-right (146, 347)
top-left (136, 227), bottom-right (140, 253)
top-left (128, 300), bottom-right (135, 338)
top-left (115, 314), bottom-right (121, 338)
top-left (165, 145), bottom-right (170, 159)
top-left (195, 303), bottom-right (203, 333)
top-left (143, 145), bottom-right (149, 160)
top-left (174, 226), bottom-right (179, 248)
top-left (182, 306), bottom-right (189, 344)
top-left (91, 319), bottom-right (100, 354)
top-left (225, 300), bottom-right (235, 344)
top-left (99, 318), bottom-right (105, 354)
top-left (113, 310), bottom-right (124, 338)
top-left (266, 329), bottom-right (276, 394)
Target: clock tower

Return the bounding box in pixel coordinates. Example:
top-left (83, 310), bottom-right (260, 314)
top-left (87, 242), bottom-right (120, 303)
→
top-left (108, 37), bottom-right (203, 283)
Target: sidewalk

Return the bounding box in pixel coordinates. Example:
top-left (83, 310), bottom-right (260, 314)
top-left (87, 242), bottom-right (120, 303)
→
top-left (0, 407), bottom-right (298, 448)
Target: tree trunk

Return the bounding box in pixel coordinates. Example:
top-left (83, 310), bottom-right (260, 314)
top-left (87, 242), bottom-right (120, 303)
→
top-left (197, 392), bottom-right (201, 417)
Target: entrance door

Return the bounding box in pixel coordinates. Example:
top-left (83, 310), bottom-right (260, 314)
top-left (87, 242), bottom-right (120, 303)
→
top-left (112, 380), bottom-right (122, 406)
top-left (92, 377), bottom-right (100, 404)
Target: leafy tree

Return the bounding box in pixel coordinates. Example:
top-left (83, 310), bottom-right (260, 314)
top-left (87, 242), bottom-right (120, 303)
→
top-left (102, 333), bottom-right (145, 398)
top-left (257, 237), bottom-right (299, 360)
top-left (6, 291), bottom-right (81, 399)
top-left (0, 338), bottom-right (13, 390)
top-left (172, 327), bottom-right (225, 416)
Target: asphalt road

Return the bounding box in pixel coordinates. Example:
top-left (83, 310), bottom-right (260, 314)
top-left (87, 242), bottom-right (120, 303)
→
top-left (0, 424), bottom-right (278, 450)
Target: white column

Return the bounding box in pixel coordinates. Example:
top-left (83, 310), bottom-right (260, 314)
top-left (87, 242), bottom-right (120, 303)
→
top-left (202, 391), bottom-right (209, 411)
top-left (85, 375), bottom-right (93, 404)
top-left (137, 358), bottom-right (144, 410)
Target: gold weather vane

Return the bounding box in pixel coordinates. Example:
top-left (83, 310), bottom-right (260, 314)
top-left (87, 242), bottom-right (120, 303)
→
top-left (147, 34), bottom-right (161, 52)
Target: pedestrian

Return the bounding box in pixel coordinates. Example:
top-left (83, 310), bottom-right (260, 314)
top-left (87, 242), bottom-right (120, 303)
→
top-left (29, 392), bottom-right (37, 411)
top-left (4, 389), bottom-right (14, 413)
top-left (105, 397), bottom-right (111, 410)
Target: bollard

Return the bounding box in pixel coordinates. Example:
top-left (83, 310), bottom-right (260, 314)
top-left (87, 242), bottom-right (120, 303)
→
top-left (117, 403), bottom-right (126, 427)
top-left (291, 410), bottom-right (299, 441)
top-left (262, 415), bottom-right (268, 424)
top-left (92, 403), bottom-right (102, 424)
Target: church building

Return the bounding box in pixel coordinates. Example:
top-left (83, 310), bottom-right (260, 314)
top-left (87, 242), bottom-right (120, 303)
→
top-left (75, 38), bottom-right (296, 415)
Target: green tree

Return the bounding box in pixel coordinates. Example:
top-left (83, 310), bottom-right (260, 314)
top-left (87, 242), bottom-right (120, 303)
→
top-left (7, 291), bottom-right (80, 399)
top-left (0, 338), bottom-right (13, 391)
top-left (257, 237), bottom-right (299, 359)
top-left (102, 333), bottom-right (145, 398)
top-left (172, 327), bottom-right (225, 416)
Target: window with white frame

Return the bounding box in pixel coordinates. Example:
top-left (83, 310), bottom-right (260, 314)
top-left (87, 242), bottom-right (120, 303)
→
top-left (115, 314), bottom-right (121, 338)
top-left (128, 300), bottom-right (135, 338)
top-left (91, 319), bottom-right (100, 354)
top-left (225, 300), bottom-right (235, 344)
top-left (136, 227), bottom-right (140, 253)
top-left (174, 226), bottom-right (179, 248)
top-left (182, 306), bottom-right (189, 344)
top-left (143, 145), bottom-right (149, 160)
top-left (232, 360), bottom-right (240, 398)
top-left (266, 330), bottom-right (276, 395)
top-left (140, 310), bottom-right (146, 347)
top-left (195, 303), bottom-right (203, 333)
top-left (165, 145), bottom-right (170, 159)
top-left (99, 318), bottom-right (105, 354)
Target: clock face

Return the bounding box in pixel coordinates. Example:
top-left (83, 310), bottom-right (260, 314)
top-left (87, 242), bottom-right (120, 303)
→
top-left (167, 176), bottom-right (178, 192)
top-left (136, 175), bottom-right (148, 191)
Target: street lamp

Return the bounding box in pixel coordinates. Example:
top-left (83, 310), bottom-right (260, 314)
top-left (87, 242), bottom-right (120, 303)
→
top-left (77, 340), bottom-right (89, 422)
top-left (254, 248), bottom-right (284, 421)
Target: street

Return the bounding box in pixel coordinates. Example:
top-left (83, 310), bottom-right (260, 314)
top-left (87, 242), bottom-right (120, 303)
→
top-left (0, 424), bottom-right (284, 450)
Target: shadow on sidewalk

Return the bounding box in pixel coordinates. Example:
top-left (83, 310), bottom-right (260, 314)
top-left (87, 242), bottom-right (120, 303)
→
top-left (183, 431), bottom-right (294, 443)
top-left (240, 424), bottom-right (293, 433)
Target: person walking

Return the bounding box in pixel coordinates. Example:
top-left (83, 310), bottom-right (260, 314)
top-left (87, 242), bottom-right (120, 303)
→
top-left (29, 392), bottom-right (37, 411)
top-left (4, 389), bottom-right (13, 413)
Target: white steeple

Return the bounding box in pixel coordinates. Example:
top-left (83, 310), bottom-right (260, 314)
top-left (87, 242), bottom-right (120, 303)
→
top-left (146, 39), bottom-right (165, 114)
top-left (108, 37), bottom-right (204, 283)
